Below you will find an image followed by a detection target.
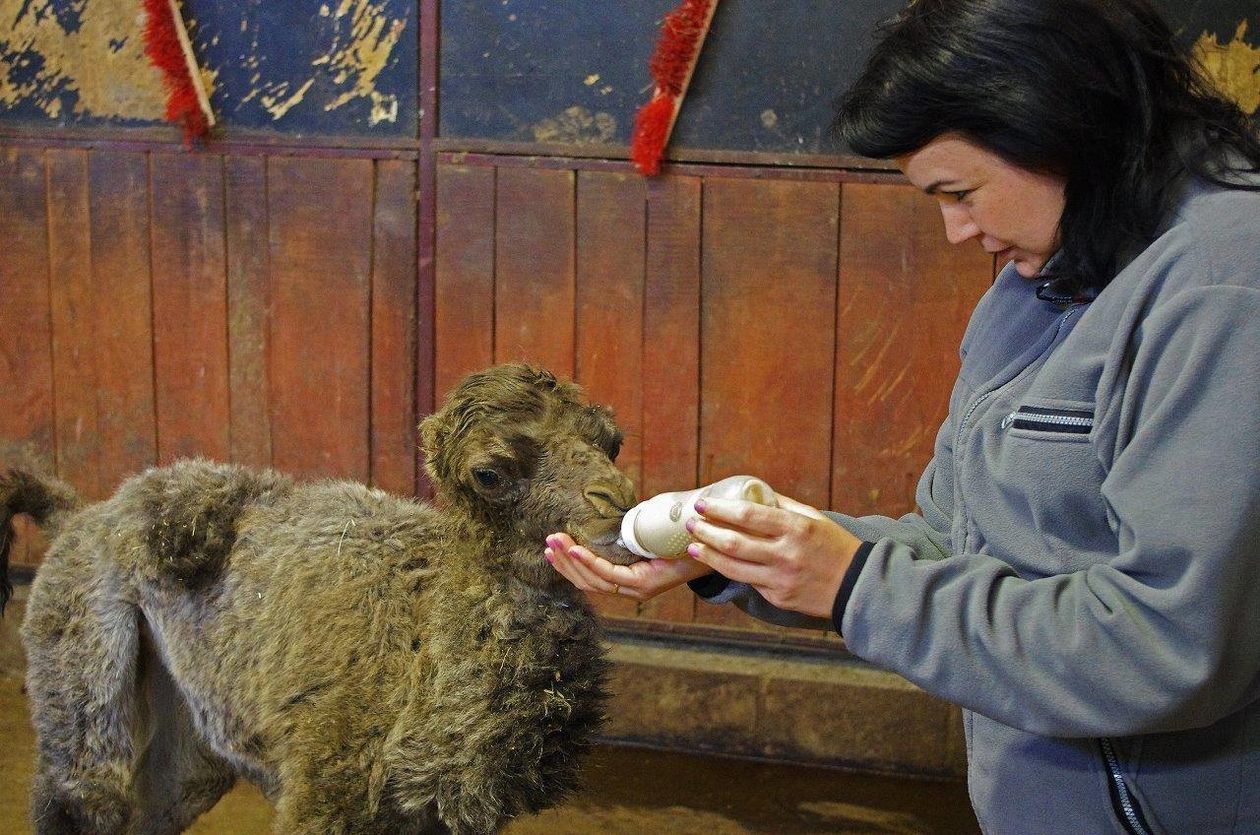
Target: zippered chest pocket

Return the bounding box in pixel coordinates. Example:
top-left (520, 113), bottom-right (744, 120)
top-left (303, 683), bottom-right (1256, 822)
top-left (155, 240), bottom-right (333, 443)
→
top-left (974, 398), bottom-right (1114, 574)
top-left (1002, 404), bottom-right (1095, 440)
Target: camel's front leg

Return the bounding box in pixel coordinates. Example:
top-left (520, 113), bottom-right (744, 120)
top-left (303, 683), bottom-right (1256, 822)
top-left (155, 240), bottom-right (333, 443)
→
top-left (270, 761), bottom-right (449, 835)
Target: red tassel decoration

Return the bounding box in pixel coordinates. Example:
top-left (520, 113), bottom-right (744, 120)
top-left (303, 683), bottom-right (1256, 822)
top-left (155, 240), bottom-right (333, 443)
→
top-left (142, 0), bottom-right (214, 146)
top-left (630, 0), bottom-right (719, 176)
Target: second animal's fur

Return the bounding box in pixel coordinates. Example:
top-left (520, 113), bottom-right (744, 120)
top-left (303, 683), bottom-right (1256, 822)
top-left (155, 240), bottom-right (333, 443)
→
top-left (3, 364), bottom-right (640, 834)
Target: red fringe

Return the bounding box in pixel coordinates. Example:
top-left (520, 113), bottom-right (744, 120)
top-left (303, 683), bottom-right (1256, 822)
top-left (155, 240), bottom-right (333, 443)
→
top-left (142, 0), bottom-right (210, 146)
top-left (648, 0), bottom-right (714, 96)
top-left (630, 94), bottom-right (677, 176)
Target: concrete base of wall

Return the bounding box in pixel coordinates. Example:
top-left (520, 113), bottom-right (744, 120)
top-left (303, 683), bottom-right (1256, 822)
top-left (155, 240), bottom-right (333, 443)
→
top-left (601, 632), bottom-right (966, 779)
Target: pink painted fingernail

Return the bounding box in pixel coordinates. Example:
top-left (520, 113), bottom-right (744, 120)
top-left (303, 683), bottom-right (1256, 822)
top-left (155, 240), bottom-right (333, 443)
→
top-left (694, 499), bottom-right (707, 514)
top-left (685, 518), bottom-right (697, 533)
top-left (568, 547), bottom-right (585, 559)
top-left (687, 543), bottom-right (701, 558)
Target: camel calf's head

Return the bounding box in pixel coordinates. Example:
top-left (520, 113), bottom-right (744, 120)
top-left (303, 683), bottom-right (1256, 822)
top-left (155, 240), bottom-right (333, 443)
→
top-left (420, 364), bottom-right (641, 570)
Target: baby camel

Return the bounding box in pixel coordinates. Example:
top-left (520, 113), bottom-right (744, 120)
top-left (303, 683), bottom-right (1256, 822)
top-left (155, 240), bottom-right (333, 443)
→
top-left (1, 364), bottom-right (640, 834)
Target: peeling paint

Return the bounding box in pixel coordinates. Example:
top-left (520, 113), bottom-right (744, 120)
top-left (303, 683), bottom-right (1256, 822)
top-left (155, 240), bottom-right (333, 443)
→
top-left (530, 105), bottom-right (616, 144)
top-left (312, 0), bottom-right (406, 124)
top-left (236, 0), bottom-right (406, 124)
top-left (0, 0), bottom-right (166, 119)
top-left (258, 78), bottom-right (315, 120)
top-left (2, 0), bottom-right (413, 133)
top-left (1194, 21), bottom-right (1260, 115)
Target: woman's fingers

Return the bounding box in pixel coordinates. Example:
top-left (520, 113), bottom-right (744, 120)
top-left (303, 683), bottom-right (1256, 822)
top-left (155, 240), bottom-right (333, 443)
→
top-left (544, 531), bottom-right (713, 601)
top-left (545, 533), bottom-right (600, 589)
top-left (547, 489), bottom-right (850, 618)
top-left (687, 493), bottom-right (826, 564)
top-left (693, 497), bottom-right (782, 535)
top-left (566, 545), bottom-right (628, 594)
top-left (774, 494), bottom-right (828, 520)
top-left (686, 514), bottom-right (777, 566)
top-left (623, 553), bottom-right (715, 598)
top-left (694, 496), bottom-right (823, 538)
top-left (545, 545), bottom-right (595, 590)
top-left (689, 497), bottom-right (863, 618)
top-left (546, 535), bottom-right (648, 597)
top-left (685, 539), bottom-right (774, 587)
top-left (549, 532), bottom-right (578, 552)
top-left (547, 536), bottom-right (619, 594)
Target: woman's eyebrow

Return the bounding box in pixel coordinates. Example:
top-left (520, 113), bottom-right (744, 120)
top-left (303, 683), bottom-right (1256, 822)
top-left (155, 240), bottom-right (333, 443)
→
top-left (924, 179), bottom-right (962, 194)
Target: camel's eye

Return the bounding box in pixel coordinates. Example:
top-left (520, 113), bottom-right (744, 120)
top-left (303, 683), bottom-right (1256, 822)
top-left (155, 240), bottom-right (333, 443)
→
top-left (472, 468), bottom-right (504, 490)
top-left (606, 438), bottom-right (621, 462)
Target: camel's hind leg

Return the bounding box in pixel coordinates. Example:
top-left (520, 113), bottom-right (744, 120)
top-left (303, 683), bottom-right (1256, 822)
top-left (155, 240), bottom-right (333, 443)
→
top-left (129, 632), bottom-right (237, 834)
top-left (22, 558), bottom-right (143, 834)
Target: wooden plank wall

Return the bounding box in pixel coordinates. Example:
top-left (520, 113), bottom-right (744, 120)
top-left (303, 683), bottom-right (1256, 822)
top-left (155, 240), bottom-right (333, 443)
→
top-left (0, 146), bottom-right (418, 513)
top-left (433, 155), bottom-right (993, 633)
top-left (1, 142), bottom-right (991, 640)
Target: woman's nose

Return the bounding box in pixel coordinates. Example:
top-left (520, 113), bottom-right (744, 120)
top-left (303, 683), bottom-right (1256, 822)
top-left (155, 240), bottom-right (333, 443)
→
top-left (941, 204), bottom-right (981, 245)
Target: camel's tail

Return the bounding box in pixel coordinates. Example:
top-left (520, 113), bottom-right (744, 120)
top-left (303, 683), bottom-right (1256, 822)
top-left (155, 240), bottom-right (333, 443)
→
top-left (0, 469), bottom-right (80, 616)
top-left (134, 459), bottom-right (292, 587)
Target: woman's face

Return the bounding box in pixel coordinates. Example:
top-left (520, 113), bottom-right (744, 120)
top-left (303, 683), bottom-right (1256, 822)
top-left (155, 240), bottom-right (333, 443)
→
top-left (896, 134), bottom-right (1067, 278)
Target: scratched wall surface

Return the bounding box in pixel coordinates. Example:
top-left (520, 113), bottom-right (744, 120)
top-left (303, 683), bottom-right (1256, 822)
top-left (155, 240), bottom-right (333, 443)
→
top-left (0, 0), bottom-right (416, 136)
top-left (441, 0), bottom-right (1260, 154)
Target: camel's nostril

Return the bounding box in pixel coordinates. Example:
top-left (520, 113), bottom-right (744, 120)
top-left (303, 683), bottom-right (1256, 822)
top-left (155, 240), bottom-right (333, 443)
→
top-left (584, 485), bottom-right (636, 517)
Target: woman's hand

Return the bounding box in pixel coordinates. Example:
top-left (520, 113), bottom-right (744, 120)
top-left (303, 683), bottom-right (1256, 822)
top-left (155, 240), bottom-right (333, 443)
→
top-left (685, 494), bottom-right (863, 618)
top-left (544, 533), bottom-right (713, 601)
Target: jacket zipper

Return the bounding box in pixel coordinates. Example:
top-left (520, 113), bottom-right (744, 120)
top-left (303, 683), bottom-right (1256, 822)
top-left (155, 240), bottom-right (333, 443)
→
top-left (955, 307), bottom-right (1084, 447)
top-left (1000, 407), bottom-right (1094, 433)
top-left (1100, 737), bottom-right (1154, 835)
top-left (952, 307), bottom-right (1082, 548)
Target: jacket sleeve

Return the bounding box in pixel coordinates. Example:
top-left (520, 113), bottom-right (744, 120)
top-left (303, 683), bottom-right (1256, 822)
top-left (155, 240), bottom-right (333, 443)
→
top-left (841, 283), bottom-right (1260, 738)
top-left (689, 275), bottom-right (1019, 630)
top-left (691, 402), bottom-right (959, 630)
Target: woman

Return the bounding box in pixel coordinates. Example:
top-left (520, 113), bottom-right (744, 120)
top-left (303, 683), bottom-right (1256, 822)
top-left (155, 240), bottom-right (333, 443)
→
top-left (547, 0), bottom-right (1260, 831)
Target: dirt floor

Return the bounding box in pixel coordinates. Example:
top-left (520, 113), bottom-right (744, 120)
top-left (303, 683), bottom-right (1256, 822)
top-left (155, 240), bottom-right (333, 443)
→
top-left (0, 669), bottom-right (979, 834)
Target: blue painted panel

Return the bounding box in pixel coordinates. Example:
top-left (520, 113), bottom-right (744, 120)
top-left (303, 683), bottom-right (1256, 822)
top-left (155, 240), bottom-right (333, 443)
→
top-left (440, 0), bottom-right (1259, 155)
top-left (2, 0), bottom-right (1253, 148)
top-left (439, 0), bottom-right (905, 154)
top-left (0, 0), bottom-right (417, 137)
top-left (195, 0), bottom-right (417, 136)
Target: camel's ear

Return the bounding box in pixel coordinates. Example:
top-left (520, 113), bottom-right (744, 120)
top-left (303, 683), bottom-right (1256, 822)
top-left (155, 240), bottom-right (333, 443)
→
top-left (419, 411), bottom-right (450, 484)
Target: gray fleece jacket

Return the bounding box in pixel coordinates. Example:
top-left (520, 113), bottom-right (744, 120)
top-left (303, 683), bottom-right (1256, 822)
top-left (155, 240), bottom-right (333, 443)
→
top-left (695, 174), bottom-right (1260, 834)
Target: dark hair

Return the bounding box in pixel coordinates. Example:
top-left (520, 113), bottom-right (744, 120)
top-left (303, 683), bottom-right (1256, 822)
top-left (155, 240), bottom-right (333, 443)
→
top-left (835, 0), bottom-right (1260, 293)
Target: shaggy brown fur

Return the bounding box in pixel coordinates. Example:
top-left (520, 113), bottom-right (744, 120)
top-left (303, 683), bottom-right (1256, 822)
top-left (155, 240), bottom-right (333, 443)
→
top-left (3, 364), bottom-right (640, 834)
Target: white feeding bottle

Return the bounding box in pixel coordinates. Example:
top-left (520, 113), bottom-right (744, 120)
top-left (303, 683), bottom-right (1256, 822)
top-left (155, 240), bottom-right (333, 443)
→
top-left (618, 475), bottom-right (778, 559)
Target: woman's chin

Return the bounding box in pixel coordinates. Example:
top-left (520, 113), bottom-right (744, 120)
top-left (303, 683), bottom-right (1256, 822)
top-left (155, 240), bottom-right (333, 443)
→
top-left (1012, 256), bottom-right (1043, 278)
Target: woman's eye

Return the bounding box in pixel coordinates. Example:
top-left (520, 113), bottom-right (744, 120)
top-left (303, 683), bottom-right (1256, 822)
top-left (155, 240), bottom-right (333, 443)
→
top-left (472, 468), bottom-right (503, 489)
top-left (943, 189), bottom-right (973, 203)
